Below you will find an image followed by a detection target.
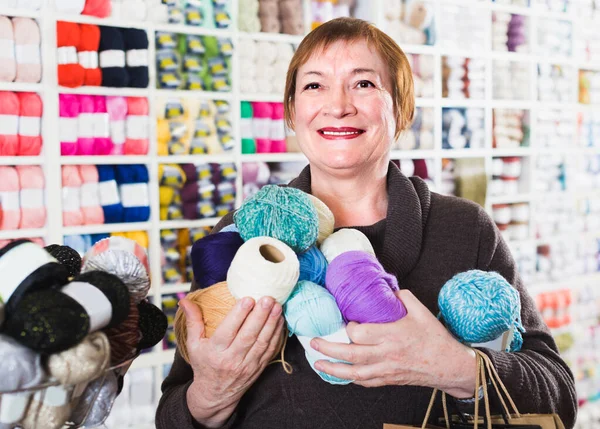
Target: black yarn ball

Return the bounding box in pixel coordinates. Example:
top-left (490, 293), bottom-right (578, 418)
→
top-left (45, 244), bottom-right (82, 278)
top-left (75, 271), bottom-right (130, 328)
top-left (2, 289), bottom-right (90, 354)
top-left (137, 300), bottom-right (168, 351)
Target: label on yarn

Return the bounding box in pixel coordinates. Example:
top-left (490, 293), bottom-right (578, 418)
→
top-left (127, 49), bottom-right (149, 67)
top-left (99, 180), bottom-right (120, 206)
top-left (93, 113), bottom-right (111, 138)
top-left (80, 182), bottom-right (100, 207)
top-left (270, 119), bottom-right (286, 141)
top-left (252, 117), bottom-right (271, 139)
top-left (0, 191), bottom-right (19, 210)
top-left (472, 329), bottom-right (513, 353)
top-left (0, 39), bottom-right (15, 58)
top-left (0, 114), bottom-right (18, 135)
top-left (57, 46), bottom-right (78, 65)
top-left (120, 183), bottom-right (150, 208)
top-left (19, 116), bottom-right (41, 137)
top-left (62, 281), bottom-right (112, 332)
top-left (20, 188), bottom-right (44, 209)
top-left (127, 115), bottom-right (149, 139)
top-left (78, 113), bottom-right (96, 139)
top-left (100, 49), bottom-right (126, 68)
top-left (240, 118), bottom-right (253, 138)
top-left (297, 327), bottom-right (351, 363)
top-left (62, 186), bottom-right (81, 211)
top-left (15, 44), bottom-right (41, 64)
top-left (0, 241), bottom-right (57, 303)
top-left (78, 50), bottom-right (99, 69)
top-left (34, 385), bottom-right (69, 407)
top-left (86, 235), bottom-right (149, 274)
top-left (59, 117), bottom-right (78, 142)
top-left (110, 120), bottom-right (126, 144)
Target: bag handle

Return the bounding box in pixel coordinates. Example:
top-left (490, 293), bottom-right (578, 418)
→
top-left (476, 350), bottom-right (521, 418)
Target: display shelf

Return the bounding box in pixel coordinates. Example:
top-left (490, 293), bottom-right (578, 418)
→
top-left (535, 228), bottom-right (600, 246)
top-left (158, 154), bottom-right (236, 164)
top-left (154, 23), bottom-right (233, 38)
top-left (399, 43), bottom-right (437, 56)
top-left (490, 100), bottom-right (533, 110)
top-left (161, 283), bottom-right (192, 294)
top-left (440, 98), bottom-right (487, 108)
top-left (527, 272), bottom-right (600, 296)
top-left (0, 82), bottom-right (43, 92)
top-left (155, 89), bottom-right (233, 100)
top-left (131, 349), bottom-right (176, 370)
top-left (488, 194), bottom-right (532, 205)
top-left (238, 31), bottom-right (304, 45)
top-left (390, 150), bottom-right (438, 160)
top-left (0, 228), bottom-right (47, 240)
top-left (54, 13), bottom-right (148, 29)
top-left (240, 153), bottom-right (307, 163)
top-left (59, 86), bottom-right (151, 97)
top-left (240, 93), bottom-right (284, 103)
top-left (0, 156), bottom-right (44, 166)
top-left (159, 218), bottom-right (221, 230)
top-left (489, 2), bottom-right (532, 16)
top-left (440, 149), bottom-right (490, 158)
top-left (62, 222), bottom-right (151, 235)
top-left (491, 148), bottom-right (532, 156)
top-left (489, 52), bottom-right (532, 63)
top-left (61, 156), bottom-right (152, 165)
top-left (415, 97), bottom-right (436, 107)
top-left (0, 7), bottom-right (41, 18)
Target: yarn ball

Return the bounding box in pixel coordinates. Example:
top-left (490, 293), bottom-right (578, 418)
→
top-left (44, 244), bottom-right (82, 278)
top-left (69, 370), bottom-right (119, 428)
top-left (320, 228), bottom-right (375, 264)
top-left (283, 281), bottom-right (351, 385)
top-left (326, 251), bottom-right (406, 324)
top-left (307, 195), bottom-right (335, 245)
top-left (103, 297), bottom-right (141, 365)
top-left (233, 185), bottom-right (319, 253)
top-left (22, 385), bottom-right (72, 429)
top-left (75, 270), bottom-right (131, 329)
top-left (220, 223), bottom-right (239, 233)
top-left (0, 334), bottom-right (45, 392)
top-left (227, 236), bottom-right (299, 305)
top-left (47, 331), bottom-right (111, 385)
top-left (173, 282), bottom-right (236, 364)
top-left (191, 232), bottom-right (244, 290)
top-left (3, 289), bottom-right (90, 354)
top-left (297, 246), bottom-right (328, 287)
top-left (438, 270), bottom-right (525, 352)
top-left (137, 299), bottom-right (168, 351)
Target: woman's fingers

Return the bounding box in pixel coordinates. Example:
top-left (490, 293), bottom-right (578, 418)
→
top-left (230, 297), bottom-right (276, 356)
top-left (210, 297), bottom-right (256, 352)
top-left (243, 302), bottom-right (283, 364)
top-left (181, 299), bottom-right (206, 345)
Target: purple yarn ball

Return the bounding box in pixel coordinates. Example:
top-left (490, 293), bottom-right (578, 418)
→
top-left (191, 232), bottom-right (244, 289)
top-left (325, 251), bottom-right (406, 324)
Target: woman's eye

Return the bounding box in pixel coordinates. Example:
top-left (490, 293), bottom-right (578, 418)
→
top-left (357, 80), bottom-right (374, 88)
top-left (304, 83), bottom-right (321, 90)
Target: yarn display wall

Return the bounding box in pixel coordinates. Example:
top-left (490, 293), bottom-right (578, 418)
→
top-left (147, 0), bottom-right (231, 28)
top-left (493, 108), bottom-right (529, 149)
top-left (395, 107), bottom-right (434, 151)
top-left (488, 156), bottom-right (527, 198)
top-left (442, 107), bottom-right (485, 150)
top-left (440, 157), bottom-right (487, 204)
top-left (537, 18), bottom-right (572, 57)
top-left (0, 165), bottom-right (47, 230)
top-left (238, 0), bottom-right (304, 34)
top-left (238, 39), bottom-right (293, 95)
top-left (438, 3), bottom-right (486, 52)
top-left (442, 57), bottom-right (485, 100)
top-left (240, 101), bottom-right (289, 154)
top-left (0, 91), bottom-right (43, 156)
top-left (310, 0), bottom-right (357, 29)
top-left (534, 154), bottom-right (566, 194)
top-left (0, 16), bottom-right (42, 84)
top-left (578, 110), bottom-right (600, 148)
top-left (156, 98), bottom-right (233, 156)
top-left (155, 32), bottom-right (232, 91)
top-left (579, 70), bottom-right (600, 105)
top-left (408, 54), bottom-right (434, 98)
top-left (538, 64), bottom-right (573, 103)
top-left (384, 0), bottom-right (435, 46)
top-left (493, 60), bottom-right (530, 100)
top-left (63, 231), bottom-right (148, 256)
top-left (492, 12), bottom-right (529, 53)
top-left (160, 226), bottom-right (211, 285)
top-left (492, 202), bottom-right (529, 242)
top-left (241, 161), bottom-right (306, 200)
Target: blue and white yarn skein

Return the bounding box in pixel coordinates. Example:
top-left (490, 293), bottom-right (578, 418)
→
top-left (438, 270), bottom-right (525, 352)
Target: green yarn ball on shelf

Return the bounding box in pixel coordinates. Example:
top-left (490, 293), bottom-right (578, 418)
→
top-left (234, 185), bottom-right (319, 253)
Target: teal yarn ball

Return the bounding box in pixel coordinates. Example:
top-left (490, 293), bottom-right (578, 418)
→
top-left (438, 270), bottom-right (525, 352)
top-left (284, 281), bottom-right (351, 385)
top-left (298, 246), bottom-right (328, 287)
top-left (233, 185), bottom-right (319, 253)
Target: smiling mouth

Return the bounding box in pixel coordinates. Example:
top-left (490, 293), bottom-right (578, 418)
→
top-left (318, 127), bottom-right (366, 139)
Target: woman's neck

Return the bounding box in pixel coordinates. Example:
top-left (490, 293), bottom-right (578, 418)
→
top-left (310, 163), bottom-right (389, 228)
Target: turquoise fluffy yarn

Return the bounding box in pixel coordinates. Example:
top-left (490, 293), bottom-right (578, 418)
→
top-left (284, 281), bottom-right (351, 385)
top-left (233, 185), bottom-right (319, 253)
top-left (298, 246), bottom-right (328, 286)
top-left (438, 270), bottom-right (525, 352)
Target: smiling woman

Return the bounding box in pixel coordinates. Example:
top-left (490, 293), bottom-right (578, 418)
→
top-left (156, 17), bottom-right (577, 429)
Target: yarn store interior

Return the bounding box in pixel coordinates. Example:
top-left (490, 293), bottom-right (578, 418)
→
top-left (0, 0), bottom-right (598, 427)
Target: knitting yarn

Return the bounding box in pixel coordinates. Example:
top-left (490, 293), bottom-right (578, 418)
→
top-left (59, 94), bottom-right (79, 155)
top-left (137, 299), bottom-right (168, 351)
top-left (97, 165), bottom-right (124, 223)
top-left (220, 223), bottom-right (239, 233)
top-left (13, 17), bottom-right (42, 83)
top-left (62, 165), bottom-right (84, 226)
top-left (82, 0), bottom-right (111, 17)
top-left (47, 331), bottom-right (110, 385)
top-left (227, 236), bottom-right (299, 305)
top-left (0, 91), bottom-right (19, 156)
top-left (77, 24), bottom-right (102, 86)
top-left (438, 270), bottom-right (525, 352)
top-left (106, 96), bottom-right (127, 155)
top-left (123, 29), bottom-right (149, 88)
top-left (57, 21), bottom-right (85, 88)
top-left (307, 195), bottom-right (334, 245)
top-left (103, 296), bottom-right (140, 365)
top-left (326, 251), bottom-right (406, 324)
top-left (69, 370), bottom-right (119, 427)
top-left (297, 246), bottom-right (328, 287)
top-left (79, 164), bottom-right (104, 225)
top-left (320, 228), bottom-right (375, 264)
top-left (115, 164), bottom-right (150, 222)
top-left (17, 92), bottom-right (43, 156)
top-left (82, 236), bottom-right (150, 304)
top-left (21, 384), bottom-right (72, 429)
top-left (0, 17), bottom-right (16, 82)
top-left (44, 244), bottom-right (82, 277)
top-left (99, 26), bottom-right (129, 87)
top-left (16, 165), bottom-right (46, 229)
top-left (174, 282), bottom-right (236, 364)
top-left (0, 166), bottom-right (20, 230)
top-left (77, 95), bottom-right (96, 155)
top-left (124, 97), bottom-right (149, 155)
top-left (283, 280), bottom-right (351, 385)
top-left (191, 231), bottom-right (244, 290)
top-left (234, 185), bottom-right (319, 253)
top-left (93, 96), bottom-right (113, 155)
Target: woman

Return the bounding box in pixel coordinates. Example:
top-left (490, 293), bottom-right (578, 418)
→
top-left (156, 18), bottom-right (577, 429)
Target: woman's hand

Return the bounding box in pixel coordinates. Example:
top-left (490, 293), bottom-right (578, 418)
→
top-left (310, 290), bottom-right (478, 398)
top-left (180, 296), bottom-right (284, 428)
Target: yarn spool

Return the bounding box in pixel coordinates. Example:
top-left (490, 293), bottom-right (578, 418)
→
top-left (320, 228), bottom-right (375, 264)
top-left (137, 299), bottom-right (168, 351)
top-left (69, 370), bottom-right (119, 428)
top-left (307, 195), bottom-right (335, 245)
top-left (297, 246), bottom-right (328, 287)
top-left (326, 251), bottom-right (406, 324)
top-left (44, 244), bottom-right (82, 277)
top-left (227, 236), bottom-right (299, 305)
top-left (438, 270), bottom-right (525, 352)
top-left (174, 282), bottom-right (236, 364)
top-left (47, 331), bottom-right (110, 385)
top-left (191, 231), bottom-right (244, 290)
top-left (234, 185), bottom-right (319, 253)
top-left (283, 280), bottom-right (351, 385)
top-left (103, 296), bottom-right (140, 365)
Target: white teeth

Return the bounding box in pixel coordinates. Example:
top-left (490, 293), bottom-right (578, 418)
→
top-left (321, 130), bottom-right (360, 136)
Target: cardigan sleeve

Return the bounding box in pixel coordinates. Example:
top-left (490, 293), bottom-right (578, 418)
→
top-left (473, 206), bottom-right (577, 429)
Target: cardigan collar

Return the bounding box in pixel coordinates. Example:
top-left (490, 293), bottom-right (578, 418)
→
top-left (288, 161), bottom-right (431, 280)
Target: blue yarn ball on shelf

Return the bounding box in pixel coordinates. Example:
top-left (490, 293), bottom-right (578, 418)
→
top-left (297, 246), bottom-right (328, 287)
top-left (233, 185), bottom-right (319, 253)
top-left (438, 269), bottom-right (525, 352)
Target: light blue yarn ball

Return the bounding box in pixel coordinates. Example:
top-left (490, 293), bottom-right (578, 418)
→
top-left (284, 280), bottom-right (351, 385)
top-left (233, 185), bottom-right (319, 253)
top-left (298, 246), bottom-right (328, 287)
top-left (438, 270), bottom-right (525, 352)
top-left (220, 223), bottom-right (239, 233)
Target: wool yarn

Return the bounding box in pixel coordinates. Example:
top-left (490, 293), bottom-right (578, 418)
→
top-left (283, 280), bottom-right (351, 385)
top-left (47, 331), bottom-right (110, 385)
top-left (17, 92), bottom-right (43, 156)
top-left (93, 96), bottom-right (113, 155)
top-left (99, 26), bottom-right (128, 87)
top-left (252, 102), bottom-right (273, 153)
top-left (77, 95), bottom-right (96, 155)
top-left (0, 166), bottom-right (21, 229)
top-left (82, 0), bottom-right (111, 19)
top-left (174, 282), bottom-right (237, 364)
top-left (79, 165), bottom-right (105, 225)
top-left (227, 236), bottom-right (299, 304)
top-left (115, 164), bottom-right (151, 222)
top-left (0, 91), bottom-right (19, 156)
top-left (270, 103), bottom-right (286, 153)
top-left (123, 29), bottom-right (149, 88)
top-left (21, 384), bottom-right (72, 429)
top-left (241, 101), bottom-right (256, 154)
top-left (62, 165), bottom-right (84, 226)
top-left (16, 165), bottom-right (46, 229)
top-left (97, 165), bottom-right (124, 223)
top-left (44, 244), bottom-right (82, 277)
top-left (57, 21), bottom-right (85, 88)
top-left (106, 96), bottom-right (128, 155)
top-left (326, 251), bottom-right (406, 324)
top-left (297, 246), bottom-right (328, 287)
top-left (137, 299), bottom-right (168, 351)
top-left (59, 94), bottom-right (79, 155)
top-left (124, 97), bottom-right (149, 155)
top-left (438, 270), bottom-right (525, 352)
top-left (12, 18), bottom-right (41, 83)
top-left (0, 17), bottom-right (16, 82)
top-left (103, 296), bottom-right (141, 365)
top-left (320, 228), bottom-right (375, 264)
top-left (307, 195), bottom-right (335, 245)
top-left (220, 223), bottom-right (239, 233)
top-left (63, 234), bottom-right (89, 255)
top-left (77, 24), bottom-right (102, 86)
top-left (69, 369), bottom-right (118, 428)
top-left (191, 231), bottom-right (244, 290)
top-left (234, 185), bottom-right (319, 252)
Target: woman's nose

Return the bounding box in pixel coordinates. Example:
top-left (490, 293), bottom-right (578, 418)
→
top-left (323, 86), bottom-right (356, 118)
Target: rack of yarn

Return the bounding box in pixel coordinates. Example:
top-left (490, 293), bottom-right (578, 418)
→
top-left (238, 0), bottom-right (304, 34)
top-left (0, 237), bottom-right (167, 429)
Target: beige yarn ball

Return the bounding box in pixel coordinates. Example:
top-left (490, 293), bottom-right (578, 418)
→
top-left (320, 228), bottom-right (375, 263)
top-left (308, 195), bottom-right (335, 245)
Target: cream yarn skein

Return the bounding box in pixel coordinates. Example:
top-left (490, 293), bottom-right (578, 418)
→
top-left (307, 195), bottom-right (334, 245)
top-left (320, 228), bottom-right (375, 263)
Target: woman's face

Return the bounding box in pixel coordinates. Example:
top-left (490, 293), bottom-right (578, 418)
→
top-left (293, 40), bottom-right (396, 176)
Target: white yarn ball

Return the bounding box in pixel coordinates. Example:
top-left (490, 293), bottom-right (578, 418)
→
top-left (308, 195), bottom-right (335, 245)
top-left (237, 39), bottom-right (257, 60)
top-left (320, 229), bottom-right (375, 263)
top-left (227, 237), bottom-right (300, 305)
top-left (256, 41), bottom-right (277, 64)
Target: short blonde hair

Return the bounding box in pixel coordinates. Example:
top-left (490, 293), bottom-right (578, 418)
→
top-left (284, 17), bottom-right (415, 139)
